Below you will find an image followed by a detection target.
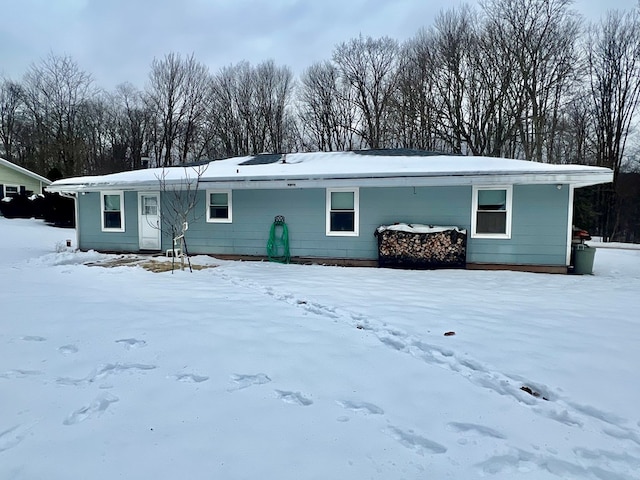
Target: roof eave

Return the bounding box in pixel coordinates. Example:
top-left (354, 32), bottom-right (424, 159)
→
top-left (202, 171), bottom-right (615, 189)
top-left (46, 170), bottom-right (614, 193)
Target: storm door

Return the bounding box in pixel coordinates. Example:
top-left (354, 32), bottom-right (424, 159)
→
top-left (138, 192), bottom-right (161, 250)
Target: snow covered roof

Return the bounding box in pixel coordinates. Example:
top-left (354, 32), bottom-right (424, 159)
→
top-left (0, 157), bottom-right (51, 185)
top-left (47, 150), bottom-right (613, 193)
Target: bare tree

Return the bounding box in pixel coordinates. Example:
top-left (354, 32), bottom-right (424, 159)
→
top-left (20, 53), bottom-right (97, 176)
top-left (333, 35), bottom-right (400, 149)
top-left (79, 94), bottom-right (116, 174)
top-left (397, 8), bottom-right (522, 156)
top-left (297, 61), bottom-right (357, 151)
top-left (0, 78), bottom-right (24, 162)
top-left (113, 82), bottom-right (151, 170)
top-left (177, 59), bottom-right (211, 163)
top-left (586, 9), bottom-right (640, 238)
top-left (209, 63), bottom-right (245, 157)
top-left (481, 0), bottom-right (580, 162)
top-left (391, 32), bottom-right (441, 151)
top-left (430, 8), bottom-right (476, 154)
top-left (145, 53), bottom-right (210, 166)
top-left (208, 62), bottom-right (260, 157)
top-left (208, 60), bottom-right (295, 158)
top-left (235, 62), bottom-right (261, 154)
top-left (146, 53), bottom-right (185, 166)
top-left (254, 60), bottom-right (294, 153)
top-left (548, 93), bottom-right (595, 165)
top-left (156, 164), bottom-right (208, 272)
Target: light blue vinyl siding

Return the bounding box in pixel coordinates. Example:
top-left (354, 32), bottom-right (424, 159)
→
top-left (77, 191), bottom-right (139, 252)
top-left (177, 189), bottom-right (326, 256)
top-left (77, 183), bottom-right (570, 266)
top-left (467, 185), bottom-right (569, 265)
top-left (172, 186), bottom-right (471, 260)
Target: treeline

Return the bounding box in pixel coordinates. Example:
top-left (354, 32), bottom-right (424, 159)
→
top-left (1, 0), bottom-right (639, 240)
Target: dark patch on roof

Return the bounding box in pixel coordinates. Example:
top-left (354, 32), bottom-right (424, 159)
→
top-left (352, 148), bottom-right (454, 157)
top-left (180, 149), bottom-right (456, 168)
top-left (239, 153), bottom-right (284, 166)
top-left (179, 159), bottom-right (213, 167)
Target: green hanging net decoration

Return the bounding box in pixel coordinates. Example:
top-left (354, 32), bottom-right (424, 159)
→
top-left (267, 216), bottom-right (290, 263)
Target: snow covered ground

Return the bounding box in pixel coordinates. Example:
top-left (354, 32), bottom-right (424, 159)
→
top-left (1, 217), bottom-right (640, 480)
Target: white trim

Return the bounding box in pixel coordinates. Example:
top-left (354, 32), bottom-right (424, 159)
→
top-left (57, 191), bottom-right (79, 247)
top-left (100, 190), bottom-right (125, 232)
top-left (566, 185), bottom-right (575, 266)
top-left (205, 189), bottom-right (233, 223)
top-left (471, 185), bottom-right (512, 239)
top-left (326, 187), bottom-right (359, 237)
top-left (47, 170), bottom-right (614, 194)
top-left (138, 191), bottom-right (161, 250)
top-left (3, 184), bottom-right (19, 197)
top-left (73, 194), bottom-right (80, 248)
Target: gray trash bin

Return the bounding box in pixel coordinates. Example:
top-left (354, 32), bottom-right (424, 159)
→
top-left (573, 244), bottom-right (596, 275)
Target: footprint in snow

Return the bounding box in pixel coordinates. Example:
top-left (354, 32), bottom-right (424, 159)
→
top-left (20, 336), bottom-right (46, 342)
top-left (115, 338), bottom-right (146, 350)
top-left (228, 373), bottom-right (271, 391)
top-left (57, 363), bottom-right (156, 386)
top-left (337, 400), bottom-right (384, 415)
top-left (477, 448), bottom-right (589, 477)
top-left (0, 423), bottom-right (35, 453)
top-left (447, 422), bottom-right (506, 439)
top-left (58, 345), bottom-right (78, 355)
top-left (63, 393), bottom-right (119, 426)
top-left (173, 373), bottom-right (209, 383)
top-left (385, 425), bottom-right (447, 455)
top-left (275, 390), bottom-right (313, 406)
top-left (379, 336), bottom-right (407, 351)
top-left (0, 369), bottom-right (42, 379)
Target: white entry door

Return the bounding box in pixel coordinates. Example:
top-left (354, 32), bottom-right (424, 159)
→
top-left (138, 192), bottom-right (161, 250)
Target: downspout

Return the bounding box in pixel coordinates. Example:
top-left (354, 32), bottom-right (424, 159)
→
top-left (60, 192), bottom-right (80, 250)
top-left (565, 185), bottom-right (575, 268)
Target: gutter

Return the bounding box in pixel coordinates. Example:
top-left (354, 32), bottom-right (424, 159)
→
top-left (47, 170), bottom-right (614, 193)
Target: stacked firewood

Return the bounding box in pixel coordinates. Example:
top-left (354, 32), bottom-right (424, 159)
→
top-left (375, 224), bottom-right (467, 269)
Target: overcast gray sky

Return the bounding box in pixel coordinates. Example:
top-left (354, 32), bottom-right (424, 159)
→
top-left (0, 0), bottom-right (637, 90)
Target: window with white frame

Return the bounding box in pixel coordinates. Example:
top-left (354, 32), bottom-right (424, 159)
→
top-left (472, 186), bottom-right (512, 238)
top-left (4, 185), bottom-right (19, 197)
top-left (326, 188), bottom-right (359, 236)
top-left (101, 191), bottom-right (125, 232)
top-left (206, 190), bottom-right (232, 223)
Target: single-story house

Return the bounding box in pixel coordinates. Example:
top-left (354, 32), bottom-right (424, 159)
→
top-left (0, 157), bottom-right (51, 198)
top-left (47, 150), bottom-right (613, 273)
